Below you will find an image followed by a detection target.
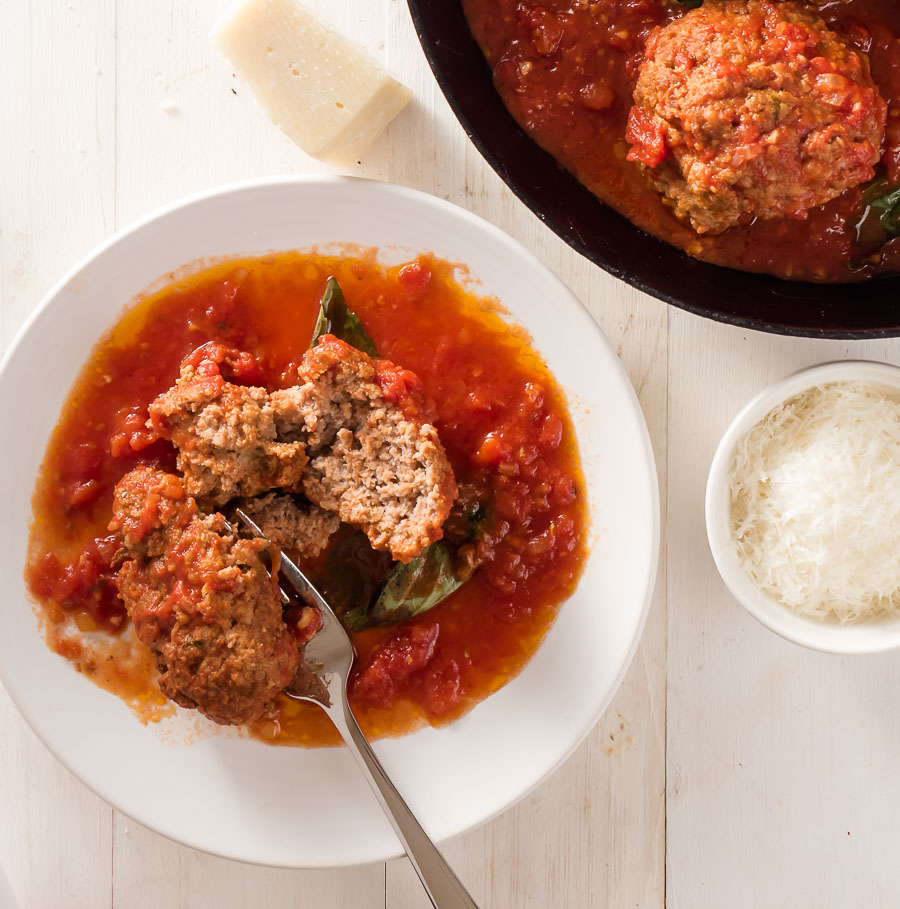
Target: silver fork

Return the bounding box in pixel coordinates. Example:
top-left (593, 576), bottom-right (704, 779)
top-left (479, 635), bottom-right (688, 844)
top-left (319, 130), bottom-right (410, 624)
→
top-left (235, 508), bottom-right (480, 909)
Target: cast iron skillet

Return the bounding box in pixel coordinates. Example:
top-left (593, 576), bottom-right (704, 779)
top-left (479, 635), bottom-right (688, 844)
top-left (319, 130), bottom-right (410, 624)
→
top-left (407, 0), bottom-right (900, 339)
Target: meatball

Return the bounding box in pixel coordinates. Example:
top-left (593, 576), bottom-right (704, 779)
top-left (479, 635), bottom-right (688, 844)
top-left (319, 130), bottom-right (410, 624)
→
top-left (109, 466), bottom-right (187, 557)
top-left (238, 491), bottom-right (340, 559)
top-left (271, 336), bottom-right (458, 563)
top-left (626, 0), bottom-right (886, 234)
top-left (110, 466), bottom-right (299, 725)
top-left (149, 343), bottom-right (307, 505)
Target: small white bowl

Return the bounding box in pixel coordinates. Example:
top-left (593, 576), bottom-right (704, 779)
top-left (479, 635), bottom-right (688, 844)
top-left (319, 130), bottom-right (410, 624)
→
top-left (0, 176), bottom-right (659, 867)
top-left (706, 359), bottom-right (900, 655)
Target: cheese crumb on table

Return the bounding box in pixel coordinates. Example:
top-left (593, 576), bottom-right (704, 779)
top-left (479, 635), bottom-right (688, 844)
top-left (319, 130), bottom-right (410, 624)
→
top-left (210, 0), bottom-right (412, 167)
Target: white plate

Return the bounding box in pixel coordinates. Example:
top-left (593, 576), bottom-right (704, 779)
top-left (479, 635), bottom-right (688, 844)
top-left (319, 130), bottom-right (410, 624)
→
top-left (0, 176), bottom-right (658, 867)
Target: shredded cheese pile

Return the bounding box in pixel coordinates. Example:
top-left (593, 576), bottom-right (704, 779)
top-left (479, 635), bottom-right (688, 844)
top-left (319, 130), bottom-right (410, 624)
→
top-left (729, 381), bottom-right (900, 623)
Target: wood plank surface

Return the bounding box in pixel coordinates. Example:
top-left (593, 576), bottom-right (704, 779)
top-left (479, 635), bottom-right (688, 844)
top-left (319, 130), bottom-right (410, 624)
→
top-left (0, 2), bottom-right (116, 906)
top-left (666, 317), bottom-right (900, 909)
top-left (9, 0), bottom-right (898, 907)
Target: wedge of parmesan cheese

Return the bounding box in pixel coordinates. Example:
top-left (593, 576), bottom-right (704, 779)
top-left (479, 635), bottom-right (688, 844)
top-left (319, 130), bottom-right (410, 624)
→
top-left (730, 382), bottom-right (900, 623)
top-left (210, 0), bottom-right (412, 167)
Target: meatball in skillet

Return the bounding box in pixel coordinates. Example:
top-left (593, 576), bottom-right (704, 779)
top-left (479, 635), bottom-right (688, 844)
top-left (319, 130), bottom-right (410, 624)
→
top-left (626, 0), bottom-right (886, 234)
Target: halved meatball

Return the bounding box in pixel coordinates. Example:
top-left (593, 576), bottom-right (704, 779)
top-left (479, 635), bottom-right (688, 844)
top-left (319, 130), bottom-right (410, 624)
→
top-left (626, 0), bottom-right (886, 234)
top-left (271, 336), bottom-right (458, 563)
top-left (110, 466), bottom-right (299, 726)
top-left (148, 343), bottom-right (307, 505)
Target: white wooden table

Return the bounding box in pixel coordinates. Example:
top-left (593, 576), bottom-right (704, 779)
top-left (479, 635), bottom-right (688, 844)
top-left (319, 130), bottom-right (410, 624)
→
top-left (2, 2), bottom-right (899, 907)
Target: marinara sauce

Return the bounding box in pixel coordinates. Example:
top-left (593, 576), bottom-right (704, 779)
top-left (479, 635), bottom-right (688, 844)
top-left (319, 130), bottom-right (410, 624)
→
top-left (463, 0), bottom-right (900, 281)
top-left (25, 251), bottom-right (588, 746)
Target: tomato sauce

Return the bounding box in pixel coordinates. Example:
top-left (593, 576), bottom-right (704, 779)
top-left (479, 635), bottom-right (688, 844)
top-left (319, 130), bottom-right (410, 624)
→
top-left (25, 251), bottom-right (588, 746)
top-left (462, 0), bottom-right (900, 281)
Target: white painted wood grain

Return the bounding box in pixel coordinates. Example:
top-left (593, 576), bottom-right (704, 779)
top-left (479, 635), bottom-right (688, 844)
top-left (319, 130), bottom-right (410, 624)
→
top-left (0, 1), bottom-right (116, 906)
top-left (111, 817), bottom-right (385, 909)
top-left (666, 314), bottom-right (900, 909)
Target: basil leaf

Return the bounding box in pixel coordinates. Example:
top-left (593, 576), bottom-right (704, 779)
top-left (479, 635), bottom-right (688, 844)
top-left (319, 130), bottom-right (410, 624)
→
top-left (464, 504), bottom-right (487, 540)
top-left (314, 531), bottom-right (393, 621)
top-left (340, 500), bottom-right (488, 631)
top-left (852, 175), bottom-right (900, 247)
top-left (342, 541), bottom-right (464, 632)
top-left (310, 277), bottom-right (378, 356)
top-left (871, 185), bottom-right (900, 238)
top-left (673, 0), bottom-right (703, 7)
top-left (314, 532), bottom-right (466, 633)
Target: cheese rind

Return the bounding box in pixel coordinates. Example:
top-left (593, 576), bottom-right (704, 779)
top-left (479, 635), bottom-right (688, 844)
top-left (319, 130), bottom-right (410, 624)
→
top-left (210, 0), bottom-right (412, 166)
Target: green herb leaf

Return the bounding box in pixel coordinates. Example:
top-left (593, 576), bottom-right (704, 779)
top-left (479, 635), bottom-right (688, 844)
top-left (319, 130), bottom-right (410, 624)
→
top-left (852, 174), bottom-right (900, 248)
top-left (310, 277), bottom-right (378, 356)
top-left (870, 184), bottom-right (900, 238)
top-left (342, 541), bottom-right (465, 632)
top-left (314, 531), bottom-right (393, 621)
top-left (673, 0), bottom-right (703, 7)
top-left (339, 500), bottom-right (488, 632)
top-left (464, 504), bottom-right (487, 540)
top-left (314, 531), bottom-right (464, 633)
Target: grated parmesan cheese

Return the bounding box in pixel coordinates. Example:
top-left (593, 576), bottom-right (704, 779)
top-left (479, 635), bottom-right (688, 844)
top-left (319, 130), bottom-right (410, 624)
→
top-left (729, 381), bottom-right (900, 623)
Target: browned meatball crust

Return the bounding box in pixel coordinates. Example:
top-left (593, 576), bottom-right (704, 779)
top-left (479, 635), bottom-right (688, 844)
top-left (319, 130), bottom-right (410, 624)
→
top-left (271, 335), bottom-right (458, 563)
top-left (148, 344), bottom-right (307, 506)
top-left (110, 466), bottom-right (299, 725)
top-left (626, 0), bottom-right (886, 234)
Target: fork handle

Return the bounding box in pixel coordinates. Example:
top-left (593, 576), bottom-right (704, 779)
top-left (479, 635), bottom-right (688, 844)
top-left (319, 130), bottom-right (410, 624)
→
top-left (329, 698), bottom-right (480, 909)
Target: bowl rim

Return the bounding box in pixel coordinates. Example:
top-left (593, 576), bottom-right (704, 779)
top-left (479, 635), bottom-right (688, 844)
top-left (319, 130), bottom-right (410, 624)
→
top-left (705, 359), bottom-right (900, 655)
top-left (406, 0), bottom-right (900, 340)
top-left (0, 174), bottom-right (661, 866)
